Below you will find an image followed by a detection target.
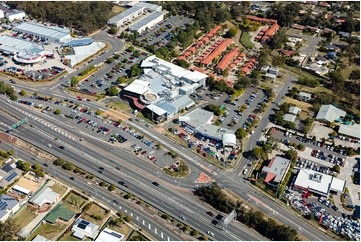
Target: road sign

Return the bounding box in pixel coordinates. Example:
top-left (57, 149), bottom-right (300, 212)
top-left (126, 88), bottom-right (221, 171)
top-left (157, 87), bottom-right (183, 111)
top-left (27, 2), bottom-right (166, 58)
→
top-left (218, 209), bottom-right (237, 230)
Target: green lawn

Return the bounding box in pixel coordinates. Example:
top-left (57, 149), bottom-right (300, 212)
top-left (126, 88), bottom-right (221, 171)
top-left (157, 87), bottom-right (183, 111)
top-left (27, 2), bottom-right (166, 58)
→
top-left (50, 183), bottom-right (68, 197)
top-left (60, 230), bottom-right (80, 241)
top-left (128, 231), bottom-right (150, 241)
top-left (106, 101), bottom-right (132, 113)
top-left (64, 191), bottom-right (88, 209)
top-left (27, 222), bottom-right (67, 241)
top-left (13, 206), bottom-right (38, 229)
top-left (293, 83), bottom-right (333, 94)
top-left (107, 219), bottom-right (133, 239)
top-left (240, 31), bottom-right (254, 49)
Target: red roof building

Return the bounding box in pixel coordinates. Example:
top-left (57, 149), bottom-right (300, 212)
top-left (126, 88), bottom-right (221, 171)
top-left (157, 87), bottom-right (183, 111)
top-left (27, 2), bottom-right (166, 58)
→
top-left (209, 25), bottom-right (222, 35)
top-left (247, 15), bottom-right (277, 24)
top-left (191, 66), bottom-right (205, 73)
top-left (291, 24), bottom-right (306, 30)
top-left (189, 47), bottom-right (197, 53)
top-left (178, 56), bottom-right (186, 60)
top-left (240, 53), bottom-right (246, 58)
top-left (201, 36), bottom-right (210, 43)
top-left (215, 48), bottom-right (240, 71)
top-left (261, 23), bottom-right (279, 43)
top-left (201, 38), bottom-right (233, 66)
top-left (240, 66), bottom-right (251, 74)
top-left (279, 49), bottom-right (295, 56)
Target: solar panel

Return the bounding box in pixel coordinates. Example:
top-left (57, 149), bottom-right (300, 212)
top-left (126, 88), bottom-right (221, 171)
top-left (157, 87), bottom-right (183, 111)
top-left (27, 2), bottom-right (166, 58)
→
top-left (5, 172), bottom-right (17, 182)
top-left (0, 202), bottom-right (7, 211)
top-left (109, 231), bottom-right (123, 238)
top-left (78, 224), bottom-right (87, 230)
top-left (81, 220), bottom-right (90, 226)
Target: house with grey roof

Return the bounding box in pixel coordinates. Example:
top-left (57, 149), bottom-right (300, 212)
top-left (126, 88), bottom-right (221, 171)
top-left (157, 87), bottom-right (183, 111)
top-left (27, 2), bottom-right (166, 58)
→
top-left (0, 194), bottom-right (20, 222)
top-left (261, 157), bottom-right (291, 185)
top-left (0, 163), bottom-right (22, 189)
top-left (29, 186), bottom-right (60, 207)
top-left (297, 92), bottom-right (312, 102)
top-left (315, 105), bottom-right (346, 123)
top-left (338, 123), bottom-right (360, 139)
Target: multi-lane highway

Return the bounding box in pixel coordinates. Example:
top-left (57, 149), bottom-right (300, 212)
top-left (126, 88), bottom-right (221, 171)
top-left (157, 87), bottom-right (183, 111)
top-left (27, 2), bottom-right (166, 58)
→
top-left (0, 99), bottom-right (264, 241)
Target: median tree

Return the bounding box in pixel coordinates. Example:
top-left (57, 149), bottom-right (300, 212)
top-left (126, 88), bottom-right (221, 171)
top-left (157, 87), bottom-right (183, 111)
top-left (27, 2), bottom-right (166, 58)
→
top-left (117, 76), bottom-right (127, 84)
top-left (19, 90), bottom-right (26, 96)
top-left (107, 86), bottom-right (119, 96)
top-left (54, 109), bottom-right (61, 115)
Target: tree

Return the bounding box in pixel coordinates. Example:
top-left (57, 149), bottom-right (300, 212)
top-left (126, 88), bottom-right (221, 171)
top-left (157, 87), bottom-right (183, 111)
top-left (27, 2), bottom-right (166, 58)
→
top-left (285, 149), bottom-right (298, 161)
top-left (130, 64), bottom-right (142, 77)
top-left (62, 162), bottom-right (74, 171)
top-left (54, 158), bottom-right (66, 166)
top-left (117, 76), bottom-right (127, 84)
top-left (235, 128), bottom-right (247, 140)
top-left (106, 57), bottom-right (114, 64)
top-left (107, 26), bottom-right (117, 34)
top-left (349, 70), bottom-right (360, 80)
top-left (332, 164), bottom-right (340, 173)
top-left (203, 235), bottom-right (209, 241)
top-left (17, 160), bottom-right (31, 171)
top-left (109, 184), bottom-right (116, 191)
top-left (107, 86), bottom-right (119, 96)
top-left (19, 90), bottom-right (26, 96)
top-left (54, 109), bottom-right (61, 115)
top-left (124, 193), bottom-right (132, 199)
top-left (252, 147), bottom-right (266, 160)
top-left (113, 54), bottom-right (120, 59)
top-left (184, 224), bottom-right (191, 232)
top-left (95, 110), bottom-right (103, 115)
top-left (297, 144), bottom-right (304, 150)
top-left (70, 76), bottom-right (79, 87)
top-left (227, 26), bottom-right (238, 38)
top-left (125, 215), bottom-right (132, 222)
top-left (193, 230), bottom-right (199, 237)
top-left (0, 218), bottom-right (20, 241)
top-left (175, 59), bottom-right (190, 68)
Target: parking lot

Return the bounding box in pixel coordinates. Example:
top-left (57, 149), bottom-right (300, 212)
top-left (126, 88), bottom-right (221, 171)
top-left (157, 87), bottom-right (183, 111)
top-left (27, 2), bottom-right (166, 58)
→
top-left (197, 87), bottom-right (270, 131)
top-left (78, 49), bottom-right (149, 94)
top-left (14, 95), bottom-right (178, 169)
top-left (138, 15), bottom-right (193, 47)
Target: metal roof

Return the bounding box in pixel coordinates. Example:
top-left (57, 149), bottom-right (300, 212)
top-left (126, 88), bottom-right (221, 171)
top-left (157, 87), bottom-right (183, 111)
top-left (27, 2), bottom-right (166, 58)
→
top-left (129, 11), bottom-right (163, 31)
top-left (95, 228), bottom-right (124, 242)
top-left (182, 108), bottom-right (214, 129)
top-left (0, 35), bottom-right (43, 53)
top-left (316, 104), bottom-right (346, 122)
top-left (145, 104), bottom-right (167, 116)
top-left (108, 2), bottom-right (160, 25)
top-left (14, 22), bottom-right (70, 41)
top-left (338, 123), bottom-right (360, 139)
top-left (261, 157), bottom-right (290, 183)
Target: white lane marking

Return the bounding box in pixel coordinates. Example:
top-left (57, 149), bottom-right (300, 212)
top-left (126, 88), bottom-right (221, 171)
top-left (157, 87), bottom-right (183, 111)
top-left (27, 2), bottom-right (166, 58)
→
top-left (154, 228), bottom-right (157, 234)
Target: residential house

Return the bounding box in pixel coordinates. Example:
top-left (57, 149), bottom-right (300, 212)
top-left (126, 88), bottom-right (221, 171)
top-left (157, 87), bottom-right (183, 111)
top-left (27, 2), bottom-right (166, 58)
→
top-left (72, 219), bottom-right (100, 240)
top-left (326, 52), bottom-right (337, 60)
top-left (304, 62), bottom-right (329, 76)
top-left (289, 106), bottom-right (301, 115)
top-left (268, 66), bottom-right (279, 75)
top-left (315, 104), bottom-right (346, 123)
top-left (265, 73), bottom-right (277, 82)
top-left (297, 92), bottom-right (312, 102)
top-left (260, 157), bottom-right (291, 186)
top-left (0, 194), bottom-right (20, 222)
top-left (29, 186), bottom-right (60, 207)
top-left (0, 163), bottom-right (22, 189)
top-left (315, 56), bottom-right (330, 65)
top-left (283, 113), bottom-right (297, 123)
top-left (338, 31), bottom-right (350, 38)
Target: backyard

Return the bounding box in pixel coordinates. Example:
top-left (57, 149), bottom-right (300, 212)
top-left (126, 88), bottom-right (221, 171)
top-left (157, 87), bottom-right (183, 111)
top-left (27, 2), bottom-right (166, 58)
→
top-left (284, 97), bottom-right (313, 120)
top-left (13, 205), bottom-right (38, 229)
top-left (60, 230), bottom-right (80, 241)
top-left (27, 222), bottom-right (67, 241)
top-left (63, 191), bottom-right (88, 214)
top-left (107, 217), bottom-right (133, 240)
top-left (82, 202), bottom-right (109, 226)
top-left (50, 183), bottom-right (68, 197)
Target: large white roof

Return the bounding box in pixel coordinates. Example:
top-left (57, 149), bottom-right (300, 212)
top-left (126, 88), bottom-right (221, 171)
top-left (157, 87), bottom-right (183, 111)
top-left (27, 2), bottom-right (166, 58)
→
top-left (294, 169), bottom-right (332, 196)
top-left (338, 123), bottom-right (360, 139)
top-left (316, 104), bottom-right (346, 122)
top-left (222, 133), bottom-right (237, 145)
top-left (14, 22), bottom-right (70, 42)
top-left (330, 177), bottom-right (346, 193)
top-left (141, 55), bottom-right (207, 83)
top-left (182, 108), bottom-right (214, 129)
top-left (0, 35), bottom-right (43, 53)
top-left (124, 79), bottom-right (150, 95)
top-left (146, 104), bottom-right (167, 116)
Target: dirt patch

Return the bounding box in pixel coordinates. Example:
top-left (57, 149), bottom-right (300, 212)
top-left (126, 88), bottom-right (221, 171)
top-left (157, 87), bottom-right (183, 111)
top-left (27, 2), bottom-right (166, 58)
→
top-left (0, 132), bottom-right (16, 143)
top-left (102, 109), bottom-right (130, 122)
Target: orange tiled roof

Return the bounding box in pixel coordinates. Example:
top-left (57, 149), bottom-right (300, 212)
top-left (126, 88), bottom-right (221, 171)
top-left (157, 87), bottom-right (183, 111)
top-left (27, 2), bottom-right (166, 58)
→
top-left (201, 38), bottom-right (233, 65)
top-left (215, 48), bottom-right (240, 71)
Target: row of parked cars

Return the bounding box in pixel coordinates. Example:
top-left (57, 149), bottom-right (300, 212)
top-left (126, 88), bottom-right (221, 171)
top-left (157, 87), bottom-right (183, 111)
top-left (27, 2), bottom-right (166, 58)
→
top-left (311, 149), bottom-right (345, 166)
top-left (296, 157), bottom-right (338, 176)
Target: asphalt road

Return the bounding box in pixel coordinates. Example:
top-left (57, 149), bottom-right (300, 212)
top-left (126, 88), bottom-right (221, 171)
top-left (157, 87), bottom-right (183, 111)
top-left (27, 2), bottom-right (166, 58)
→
top-left (0, 101), bottom-right (263, 241)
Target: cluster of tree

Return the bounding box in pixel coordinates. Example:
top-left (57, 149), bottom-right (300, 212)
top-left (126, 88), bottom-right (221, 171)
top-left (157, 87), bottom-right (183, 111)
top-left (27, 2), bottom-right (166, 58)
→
top-left (80, 66), bottom-right (96, 77)
top-left (17, 160), bottom-right (44, 177)
top-left (234, 76), bottom-right (257, 90)
top-left (0, 80), bottom-right (17, 101)
top-left (107, 86), bottom-right (119, 96)
top-left (298, 77), bottom-right (320, 87)
top-left (235, 128), bottom-right (247, 140)
top-left (129, 64), bottom-right (142, 78)
top-left (160, 2), bottom-right (232, 31)
top-left (267, 2), bottom-right (302, 27)
top-left (204, 104), bottom-right (222, 116)
top-left (194, 182), bottom-right (299, 241)
top-left (175, 59), bottom-right (190, 69)
top-left (269, 29), bottom-right (288, 50)
top-left (53, 158), bottom-right (74, 171)
top-left (174, 21), bottom-right (200, 48)
top-left (0, 149), bottom-right (12, 158)
top-left (8, 1), bottom-right (114, 35)
top-left (206, 77), bottom-right (234, 94)
top-left (0, 218), bottom-right (20, 241)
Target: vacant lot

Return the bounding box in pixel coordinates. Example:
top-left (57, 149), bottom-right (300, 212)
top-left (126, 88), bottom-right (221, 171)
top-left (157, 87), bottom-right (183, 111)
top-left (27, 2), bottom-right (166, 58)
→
top-left (293, 83), bottom-right (333, 95)
top-left (14, 206), bottom-right (38, 229)
top-left (64, 191), bottom-right (88, 209)
top-left (83, 203), bottom-right (109, 226)
top-left (16, 173), bottom-right (42, 193)
top-left (240, 31), bottom-right (254, 49)
top-left (27, 222), bottom-right (67, 241)
top-left (50, 183), bottom-right (68, 196)
top-left (106, 101), bottom-right (132, 113)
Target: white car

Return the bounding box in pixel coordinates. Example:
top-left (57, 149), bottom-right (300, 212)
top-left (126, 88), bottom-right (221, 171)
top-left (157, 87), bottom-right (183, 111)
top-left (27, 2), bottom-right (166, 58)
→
top-left (6, 100), bottom-right (11, 103)
top-left (47, 144), bottom-right (52, 148)
top-left (207, 231), bottom-right (214, 236)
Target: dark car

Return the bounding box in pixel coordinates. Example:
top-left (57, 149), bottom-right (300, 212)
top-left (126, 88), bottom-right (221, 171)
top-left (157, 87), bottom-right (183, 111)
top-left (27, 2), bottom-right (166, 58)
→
top-left (59, 146), bottom-right (65, 150)
top-left (206, 211), bottom-right (215, 217)
top-left (152, 182), bottom-right (159, 186)
top-left (69, 177), bottom-right (74, 180)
